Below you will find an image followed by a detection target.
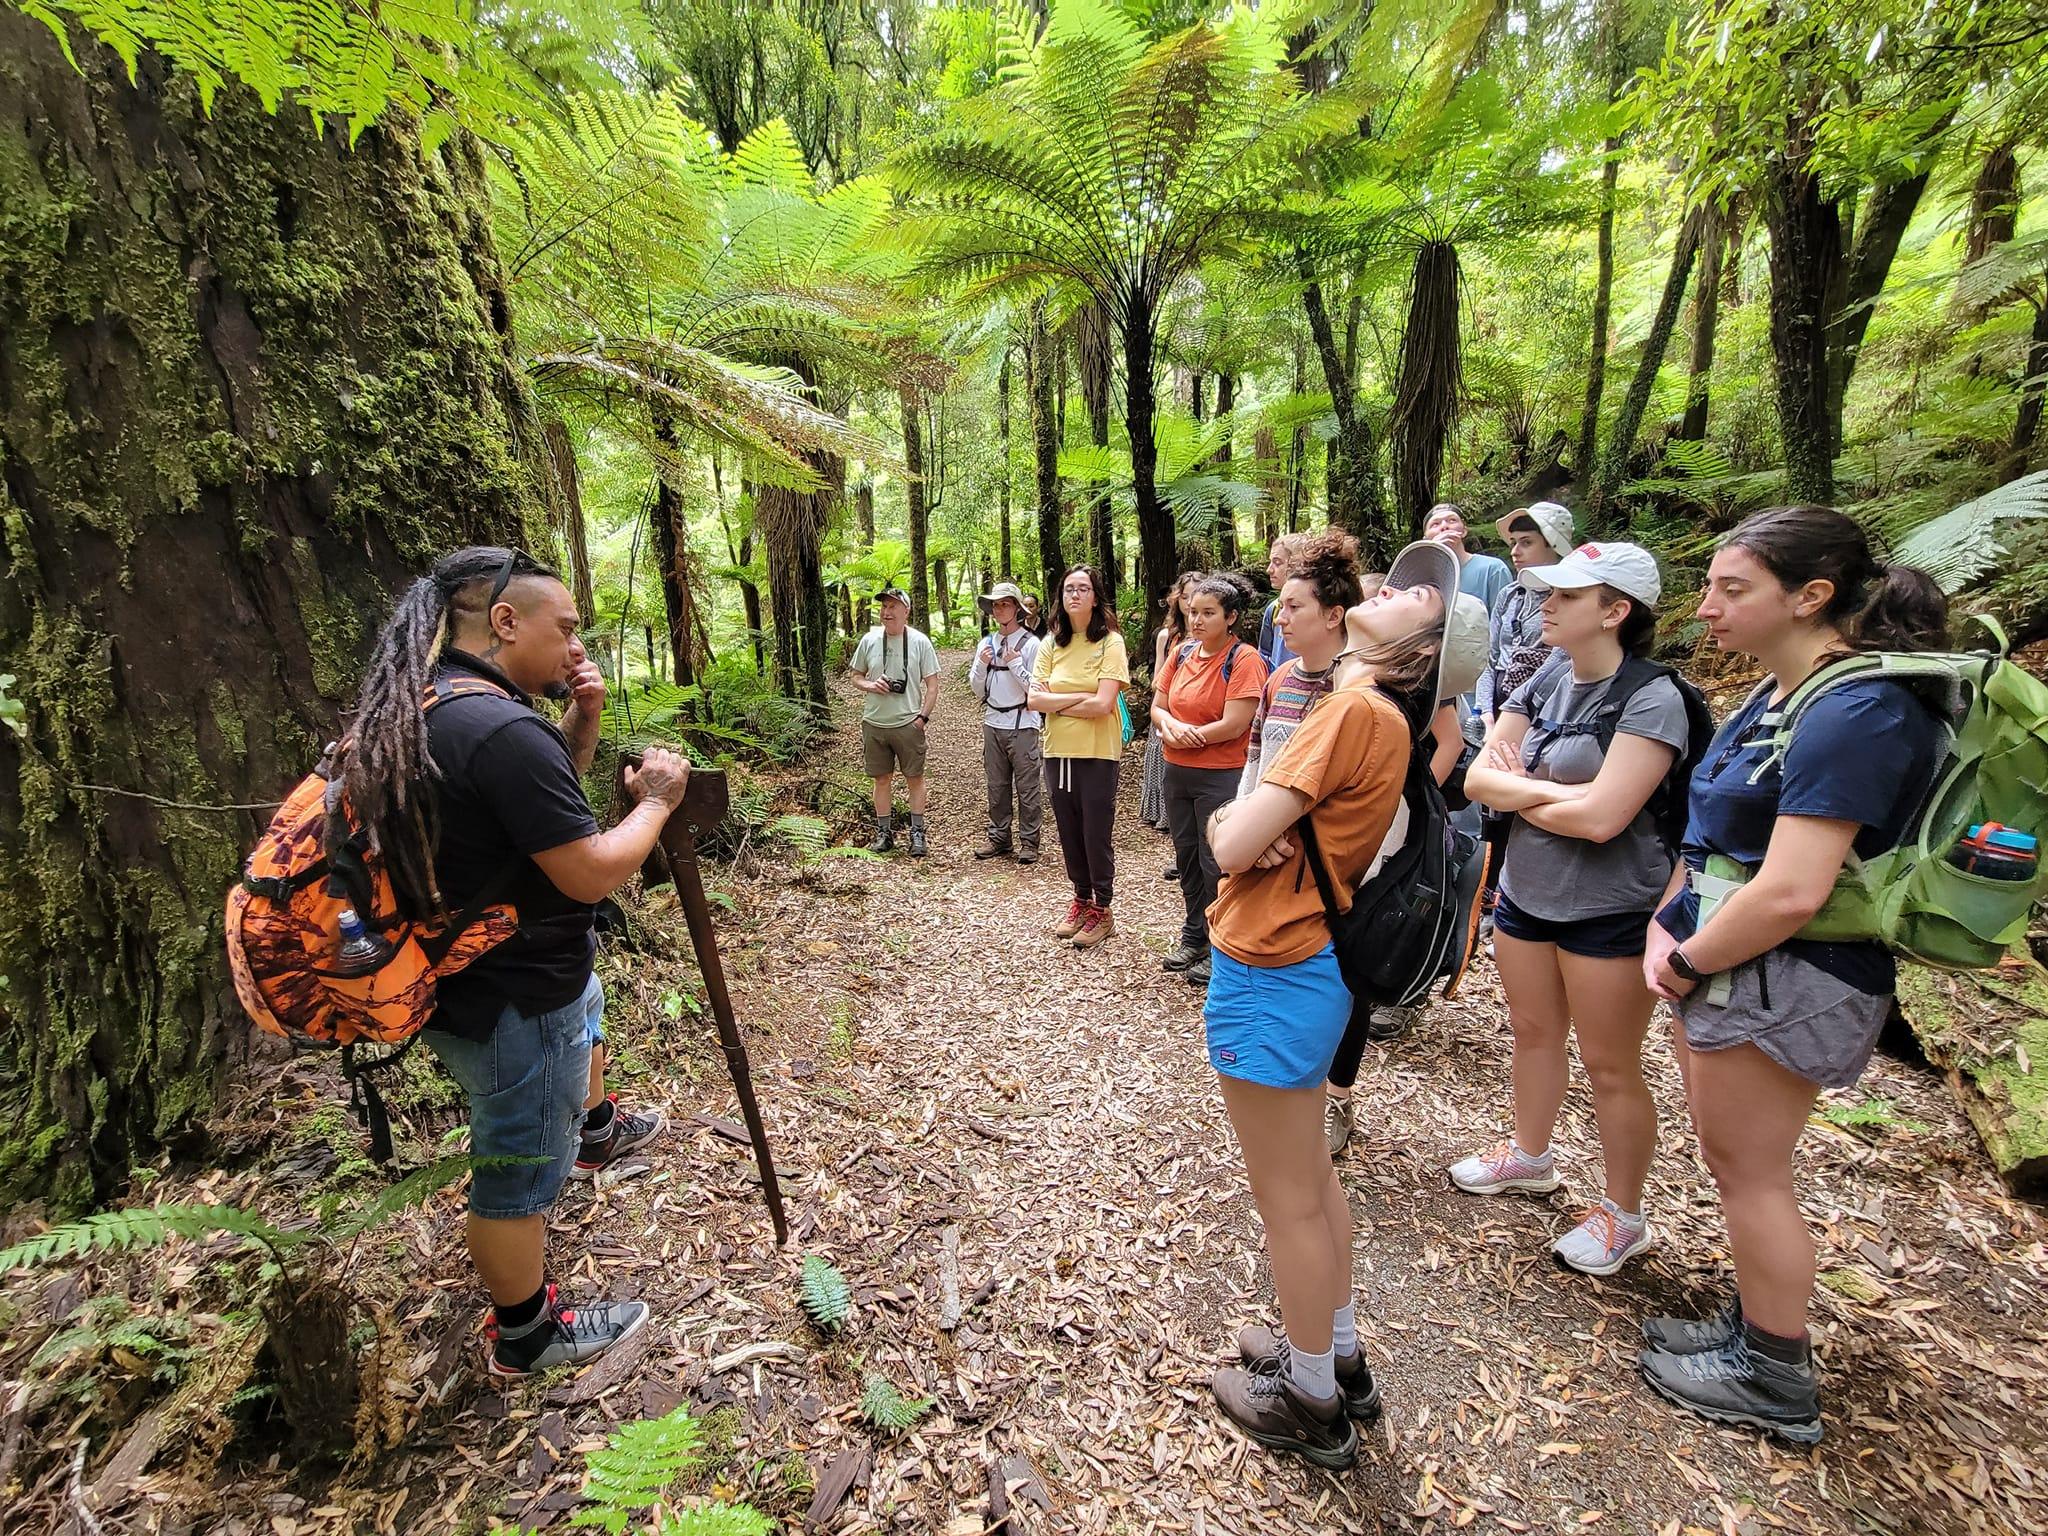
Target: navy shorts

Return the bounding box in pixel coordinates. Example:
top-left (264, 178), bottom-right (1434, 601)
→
top-left (1492, 895), bottom-right (1651, 959)
top-left (1203, 944), bottom-right (1353, 1090)
top-left (421, 973), bottom-right (603, 1219)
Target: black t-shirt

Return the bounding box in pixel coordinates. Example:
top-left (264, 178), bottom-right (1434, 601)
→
top-left (426, 653), bottom-right (600, 1040)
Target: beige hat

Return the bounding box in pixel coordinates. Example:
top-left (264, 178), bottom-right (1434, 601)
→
top-left (1495, 500), bottom-right (1576, 562)
top-left (1385, 540), bottom-right (1492, 703)
top-left (977, 581), bottom-right (1026, 612)
top-left (1518, 540), bottom-right (1662, 608)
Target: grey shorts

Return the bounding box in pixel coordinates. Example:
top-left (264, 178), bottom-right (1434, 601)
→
top-left (1678, 948), bottom-right (1889, 1089)
top-left (861, 719), bottom-right (928, 777)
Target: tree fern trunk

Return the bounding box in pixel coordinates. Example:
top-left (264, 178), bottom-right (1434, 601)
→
top-left (0, 18), bottom-right (538, 1206)
top-left (1578, 135), bottom-right (1620, 488)
top-left (1595, 208), bottom-right (1705, 519)
top-left (650, 411), bottom-right (701, 699)
top-left (1030, 301), bottom-right (1063, 608)
top-left (2005, 298), bottom-right (2048, 484)
top-left (1078, 303), bottom-right (1116, 605)
top-left (1824, 161), bottom-right (1940, 461)
top-left (902, 384), bottom-right (929, 631)
top-left (1125, 303), bottom-right (1172, 639)
top-left (1390, 242), bottom-right (1463, 536)
top-left (543, 417), bottom-right (598, 623)
top-left (1763, 154), bottom-right (1842, 504)
top-left (998, 348), bottom-right (1013, 580)
top-left (854, 480), bottom-right (875, 631)
top-left (1298, 253), bottom-right (1389, 564)
top-left (1213, 374), bottom-right (1239, 568)
top-left (1678, 204), bottom-right (1724, 442)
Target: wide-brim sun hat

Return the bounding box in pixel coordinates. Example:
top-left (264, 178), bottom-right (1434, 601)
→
top-left (977, 581), bottom-right (1026, 612)
top-left (1518, 540), bottom-right (1662, 609)
top-left (1496, 500), bottom-right (1576, 561)
top-left (1385, 540), bottom-right (1492, 703)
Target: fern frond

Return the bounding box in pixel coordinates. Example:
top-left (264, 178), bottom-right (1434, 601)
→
top-left (0, 1204), bottom-right (296, 1276)
top-left (799, 1254), bottom-right (852, 1332)
top-left (662, 1505), bottom-right (773, 1536)
top-left (571, 1404), bottom-right (709, 1535)
top-left (767, 814), bottom-right (832, 864)
top-left (859, 1372), bottom-right (933, 1434)
top-left (324, 1153), bottom-right (497, 1243)
top-left (1889, 470), bottom-right (2048, 592)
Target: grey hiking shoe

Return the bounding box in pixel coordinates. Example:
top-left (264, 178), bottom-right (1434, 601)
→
top-left (908, 814), bottom-right (927, 858)
top-left (869, 814), bottom-right (896, 854)
top-left (1237, 1325), bottom-right (1382, 1422)
top-left (1325, 1094), bottom-right (1357, 1156)
top-left (1161, 942), bottom-right (1204, 972)
top-left (1365, 1004), bottom-right (1419, 1042)
top-left (1639, 1332), bottom-right (1823, 1445)
top-left (1643, 1297), bottom-right (1743, 1356)
top-left (1210, 1364), bottom-right (1357, 1470)
top-left (572, 1097), bottom-right (666, 1180)
top-left (487, 1285), bottom-right (649, 1379)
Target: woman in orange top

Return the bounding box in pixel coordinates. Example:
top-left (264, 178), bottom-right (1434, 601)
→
top-left (1151, 572), bottom-right (1268, 986)
top-left (1199, 541), bottom-right (1489, 1472)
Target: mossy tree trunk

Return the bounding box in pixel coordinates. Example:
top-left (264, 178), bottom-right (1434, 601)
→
top-left (0, 19), bottom-right (542, 1208)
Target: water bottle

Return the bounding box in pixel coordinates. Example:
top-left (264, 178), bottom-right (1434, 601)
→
top-left (1948, 824), bottom-right (2039, 883)
top-left (332, 908), bottom-right (392, 977)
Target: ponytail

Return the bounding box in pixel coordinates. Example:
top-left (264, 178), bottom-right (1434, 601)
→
top-left (1848, 564), bottom-right (1950, 653)
top-left (1723, 506), bottom-right (1949, 654)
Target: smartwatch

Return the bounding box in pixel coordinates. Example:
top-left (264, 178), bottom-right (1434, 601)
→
top-left (1668, 947), bottom-right (1705, 984)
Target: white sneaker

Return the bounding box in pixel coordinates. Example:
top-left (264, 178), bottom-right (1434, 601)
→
top-left (1553, 1201), bottom-right (1656, 1275)
top-left (1325, 1094), bottom-right (1357, 1156)
top-left (1449, 1142), bottom-right (1560, 1195)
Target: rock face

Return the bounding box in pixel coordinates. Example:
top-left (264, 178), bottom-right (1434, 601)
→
top-left (1897, 958), bottom-right (2048, 1193)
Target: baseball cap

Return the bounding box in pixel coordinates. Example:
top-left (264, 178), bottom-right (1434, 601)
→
top-left (878, 586), bottom-right (911, 607)
top-left (1495, 500), bottom-right (1576, 561)
top-left (1385, 540), bottom-right (1492, 703)
top-left (977, 581), bottom-right (1026, 612)
top-left (1518, 540), bottom-right (1662, 608)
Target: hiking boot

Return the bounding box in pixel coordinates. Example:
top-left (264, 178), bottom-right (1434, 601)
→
top-left (1644, 1297), bottom-right (1743, 1356)
top-left (869, 815), bottom-right (896, 854)
top-left (1552, 1201), bottom-right (1655, 1276)
top-left (1072, 905), bottom-right (1115, 949)
top-left (1449, 1142), bottom-right (1560, 1196)
top-left (486, 1285), bottom-right (650, 1379)
top-left (1236, 1325), bottom-right (1382, 1422)
top-left (1365, 1004), bottom-right (1419, 1041)
top-left (907, 815), bottom-right (927, 858)
top-left (571, 1097), bottom-right (667, 1180)
top-left (1014, 848), bottom-right (1038, 865)
top-left (1163, 863), bottom-right (1180, 881)
top-left (1210, 1364), bottom-right (1357, 1470)
top-left (973, 840), bottom-right (1013, 860)
top-left (1053, 898), bottom-right (1089, 939)
top-left (1325, 1094), bottom-right (1356, 1156)
top-left (1183, 954), bottom-right (1210, 986)
top-left (1161, 942), bottom-right (1205, 972)
top-left (1639, 1332), bottom-right (1823, 1446)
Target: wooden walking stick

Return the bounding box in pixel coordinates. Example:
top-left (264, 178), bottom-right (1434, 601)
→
top-left (620, 759), bottom-right (789, 1246)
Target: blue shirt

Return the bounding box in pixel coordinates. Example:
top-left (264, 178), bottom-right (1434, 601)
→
top-left (1656, 677), bottom-right (1944, 993)
top-left (1458, 553), bottom-right (1513, 615)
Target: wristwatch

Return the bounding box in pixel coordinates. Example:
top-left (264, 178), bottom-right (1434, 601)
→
top-left (915, 713), bottom-right (930, 726)
top-left (1668, 947), bottom-right (1706, 984)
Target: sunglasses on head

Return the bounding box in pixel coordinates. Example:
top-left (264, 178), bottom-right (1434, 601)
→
top-left (487, 548), bottom-right (534, 607)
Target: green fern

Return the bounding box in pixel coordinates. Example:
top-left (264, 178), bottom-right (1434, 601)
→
top-left (572, 1403), bottom-right (710, 1534)
top-left (0, 1203), bottom-right (297, 1276)
top-left (321, 1152), bottom-right (502, 1242)
top-left (1888, 470), bottom-right (2048, 593)
top-left (859, 1372), bottom-right (933, 1435)
top-left (661, 1508), bottom-right (772, 1536)
top-left (798, 1254), bottom-right (852, 1332)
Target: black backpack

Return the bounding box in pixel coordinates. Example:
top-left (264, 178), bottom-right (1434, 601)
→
top-left (1524, 656), bottom-right (1714, 853)
top-left (1296, 699), bottom-right (1493, 1010)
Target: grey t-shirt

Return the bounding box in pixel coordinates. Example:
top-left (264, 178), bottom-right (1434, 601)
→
top-left (1499, 666), bottom-right (1689, 921)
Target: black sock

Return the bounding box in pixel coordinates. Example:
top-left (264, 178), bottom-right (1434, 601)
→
top-left (1743, 1319), bottom-right (1809, 1364)
top-left (582, 1098), bottom-right (616, 1140)
top-left (494, 1282), bottom-right (550, 1332)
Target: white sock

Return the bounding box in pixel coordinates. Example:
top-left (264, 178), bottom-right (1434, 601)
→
top-left (1331, 1302), bottom-right (1358, 1357)
top-left (1514, 1141), bottom-right (1552, 1164)
top-left (1603, 1197), bottom-right (1644, 1227)
top-left (1288, 1339), bottom-right (1337, 1400)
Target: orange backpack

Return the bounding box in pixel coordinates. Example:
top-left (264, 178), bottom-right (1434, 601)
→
top-left (226, 678), bottom-right (522, 1156)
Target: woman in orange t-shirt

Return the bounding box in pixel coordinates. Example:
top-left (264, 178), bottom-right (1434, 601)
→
top-left (1198, 541), bottom-right (1490, 1472)
top-left (1151, 573), bottom-right (1268, 985)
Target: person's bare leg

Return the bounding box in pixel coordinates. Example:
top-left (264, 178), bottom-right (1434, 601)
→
top-left (467, 1214), bottom-right (546, 1305)
top-left (1218, 1076), bottom-right (1341, 1355)
top-left (871, 775), bottom-right (891, 820)
top-left (1558, 950), bottom-right (1658, 1211)
top-left (906, 774), bottom-right (928, 815)
top-left (1689, 1042), bottom-right (1821, 1337)
top-left (1494, 933), bottom-right (1570, 1157)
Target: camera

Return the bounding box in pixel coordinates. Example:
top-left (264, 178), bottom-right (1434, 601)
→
top-left (886, 677), bottom-right (909, 694)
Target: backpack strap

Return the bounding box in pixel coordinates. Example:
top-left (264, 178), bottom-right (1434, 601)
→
top-left (1294, 811), bottom-right (1345, 926)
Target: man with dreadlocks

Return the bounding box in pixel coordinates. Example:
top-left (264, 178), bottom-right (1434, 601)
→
top-left (352, 546), bottom-right (689, 1378)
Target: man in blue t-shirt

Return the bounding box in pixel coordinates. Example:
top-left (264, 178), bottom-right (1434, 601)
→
top-left (1424, 503), bottom-right (1514, 615)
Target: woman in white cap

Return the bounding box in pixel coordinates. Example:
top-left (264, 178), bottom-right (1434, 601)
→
top-left (1454, 541), bottom-right (1692, 1277)
top-left (1197, 541), bottom-right (1488, 1472)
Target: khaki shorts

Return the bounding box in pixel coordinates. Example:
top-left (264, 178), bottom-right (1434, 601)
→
top-left (862, 719), bottom-right (928, 777)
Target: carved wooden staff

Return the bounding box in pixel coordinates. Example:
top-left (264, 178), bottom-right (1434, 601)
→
top-left (620, 759), bottom-right (789, 1245)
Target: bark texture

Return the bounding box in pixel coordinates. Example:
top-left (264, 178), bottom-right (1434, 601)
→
top-left (1029, 301), bottom-right (1063, 607)
top-left (1595, 207), bottom-right (1704, 517)
top-left (901, 384), bottom-right (929, 630)
top-left (0, 18), bottom-right (541, 1205)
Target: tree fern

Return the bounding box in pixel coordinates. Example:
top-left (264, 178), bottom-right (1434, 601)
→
top-left (799, 1254), bottom-right (852, 1332)
top-left (859, 1372), bottom-right (933, 1434)
top-left (1889, 470), bottom-right (2048, 593)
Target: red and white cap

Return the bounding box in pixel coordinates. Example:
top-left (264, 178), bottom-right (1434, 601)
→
top-left (1518, 540), bottom-right (1662, 608)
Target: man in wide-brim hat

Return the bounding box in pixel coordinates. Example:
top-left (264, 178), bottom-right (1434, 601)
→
top-left (970, 581), bottom-right (1044, 863)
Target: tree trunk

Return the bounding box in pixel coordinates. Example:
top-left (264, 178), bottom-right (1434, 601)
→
top-left (1298, 251), bottom-right (1390, 563)
top-left (1966, 144), bottom-right (2021, 265)
top-left (1286, 338), bottom-right (1306, 536)
top-left (1578, 134), bottom-right (1621, 488)
top-left (1823, 163), bottom-right (1940, 458)
top-left (901, 384), bottom-right (929, 630)
top-left (2006, 299), bottom-right (2048, 483)
top-left (0, 19), bottom-right (536, 1205)
top-left (1213, 373), bottom-right (1239, 568)
top-left (1678, 203), bottom-right (1724, 442)
top-left (997, 348), bottom-right (1013, 580)
top-left (1390, 242), bottom-right (1463, 535)
top-left (1124, 303), bottom-right (1172, 638)
top-left (1595, 208), bottom-right (1705, 517)
top-left (932, 556), bottom-right (950, 634)
top-left (737, 521), bottom-right (766, 676)
top-left (1029, 301), bottom-right (1063, 607)
top-left (854, 480), bottom-right (875, 630)
top-left (1762, 155), bottom-right (1843, 504)
top-left (649, 411), bottom-right (700, 696)
top-left (542, 416), bottom-right (598, 624)
top-left (1077, 301), bottom-right (1116, 606)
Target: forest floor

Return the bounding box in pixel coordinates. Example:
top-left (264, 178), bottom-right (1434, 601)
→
top-left (9, 648), bottom-right (2048, 1536)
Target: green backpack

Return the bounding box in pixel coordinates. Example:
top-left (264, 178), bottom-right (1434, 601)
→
top-left (1705, 618), bottom-right (2048, 971)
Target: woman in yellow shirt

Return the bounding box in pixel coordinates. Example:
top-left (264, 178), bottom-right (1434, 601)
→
top-left (1028, 564), bottom-right (1130, 948)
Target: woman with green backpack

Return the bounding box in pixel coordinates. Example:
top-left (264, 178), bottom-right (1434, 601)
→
top-left (1638, 506), bottom-right (1951, 1445)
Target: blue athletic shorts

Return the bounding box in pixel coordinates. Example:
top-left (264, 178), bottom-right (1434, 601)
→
top-left (1203, 944), bottom-right (1353, 1090)
top-left (421, 972), bottom-right (602, 1219)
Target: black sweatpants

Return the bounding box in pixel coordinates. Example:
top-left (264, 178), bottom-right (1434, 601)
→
top-left (1045, 755), bottom-right (1119, 906)
top-left (1162, 762), bottom-right (1240, 949)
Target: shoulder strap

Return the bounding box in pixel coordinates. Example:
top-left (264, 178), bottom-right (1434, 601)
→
top-left (423, 677), bottom-right (512, 711)
top-left (1223, 641), bottom-right (1244, 687)
top-left (1294, 812), bottom-right (1344, 925)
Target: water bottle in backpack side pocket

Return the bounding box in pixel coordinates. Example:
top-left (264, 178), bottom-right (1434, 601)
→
top-left (1947, 824), bottom-right (2039, 882)
top-left (332, 907), bottom-right (394, 976)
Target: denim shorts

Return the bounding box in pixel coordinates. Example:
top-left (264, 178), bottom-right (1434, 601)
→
top-left (421, 972), bottom-right (602, 1219)
top-left (1203, 944), bottom-right (1353, 1090)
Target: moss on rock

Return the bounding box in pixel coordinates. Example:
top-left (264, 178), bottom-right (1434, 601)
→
top-left (1897, 959), bottom-right (2048, 1192)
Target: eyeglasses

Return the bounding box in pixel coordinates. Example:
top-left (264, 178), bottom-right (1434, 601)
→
top-left (487, 548), bottom-right (531, 607)
top-left (1061, 582), bottom-right (1094, 594)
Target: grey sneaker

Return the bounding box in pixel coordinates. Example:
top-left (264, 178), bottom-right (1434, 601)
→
top-left (1449, 1142), bottom-right (1560, 1195)
top-left (908, 815), bottom-right (928, 858)
top-left (1236, 1325), bottom-right (1382, 1421)
top-left (869, 815), bottom-right (896, 854)
top-left (572, 1098), bottom-right (666, 1180)
top-left (1552, 1201), bottom-right (1655, 1276)
top-left (1639, 1332), bottom-right (1823, 1445)
top-left (487, 1286), bottom-right (649, 1379)
top-left (1161, 942), bottom-right (1204, 972)
top-left (1643, 1297), bottom-right (1743, 1356)
top-left (1325, 1094), bottom-right (1357, 1156)
top-left (1365, 1004), bottom-right (1419, 1041)
top-left (1210, 1364), bottom-right (1357, 1470)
